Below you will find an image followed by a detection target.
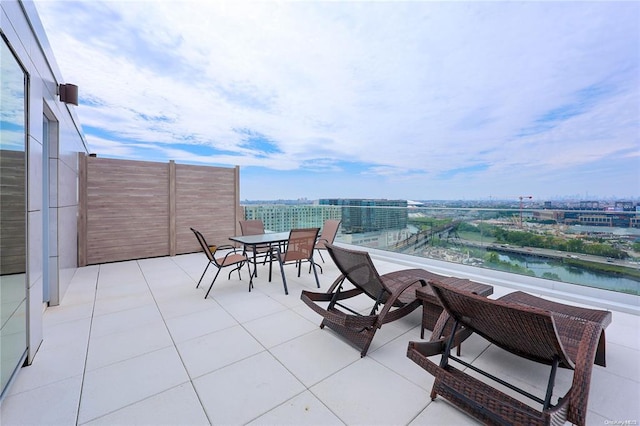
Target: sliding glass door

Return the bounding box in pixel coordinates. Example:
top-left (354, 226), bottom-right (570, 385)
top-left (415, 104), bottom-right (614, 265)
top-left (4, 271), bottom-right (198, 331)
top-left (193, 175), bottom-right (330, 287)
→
top-left (0, 34), bottom-right (28, 397)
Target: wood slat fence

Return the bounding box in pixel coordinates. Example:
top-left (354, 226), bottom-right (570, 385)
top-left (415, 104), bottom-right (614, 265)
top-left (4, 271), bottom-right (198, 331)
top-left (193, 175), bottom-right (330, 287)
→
top-left (78, 154), bottom-right (241, 266)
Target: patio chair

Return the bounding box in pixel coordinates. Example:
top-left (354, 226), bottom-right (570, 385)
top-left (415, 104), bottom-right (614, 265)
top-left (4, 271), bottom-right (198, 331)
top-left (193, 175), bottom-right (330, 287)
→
top-left (269, 228), bottom-right (320, 295)
top-left (407, 280), bottom-right (612, 426)
top-left (190, 228), bottom-right (252, 298)
top-left (239, 219), bottom-right (273, 277)
top-left (300, 244), bottom-right (428, 357)
top-left (309, 219), bottom-right (341, 274)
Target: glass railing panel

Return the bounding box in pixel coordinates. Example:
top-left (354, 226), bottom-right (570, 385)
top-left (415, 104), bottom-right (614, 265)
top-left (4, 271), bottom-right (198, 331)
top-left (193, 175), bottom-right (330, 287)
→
top-left (241, 203), bottom-right (640, 296)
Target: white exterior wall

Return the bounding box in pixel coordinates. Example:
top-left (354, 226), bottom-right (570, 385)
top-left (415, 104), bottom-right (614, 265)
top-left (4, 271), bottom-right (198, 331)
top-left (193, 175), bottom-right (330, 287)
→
top-left (1, 0), bottom-right (88, 377)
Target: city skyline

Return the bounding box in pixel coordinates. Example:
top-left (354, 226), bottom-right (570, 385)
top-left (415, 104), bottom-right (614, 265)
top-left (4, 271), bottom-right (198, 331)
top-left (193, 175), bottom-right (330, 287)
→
top-left (35, 1), bottom-right (639, 200)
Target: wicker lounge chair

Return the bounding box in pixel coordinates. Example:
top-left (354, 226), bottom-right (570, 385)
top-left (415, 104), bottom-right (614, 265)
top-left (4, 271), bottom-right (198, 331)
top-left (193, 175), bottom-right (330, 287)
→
top-left (300, 244), bottom-right (431, 357)
top-left (190, 228), bottom-right (252, 298)
top-left (407, 280), bottom-right (612, 426)
top-left (270, 228), bottom-right (321, 295)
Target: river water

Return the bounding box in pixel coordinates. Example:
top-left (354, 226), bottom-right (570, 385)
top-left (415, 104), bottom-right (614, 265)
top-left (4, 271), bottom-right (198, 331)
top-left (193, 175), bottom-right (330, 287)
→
top-left (498, 253), bottom-right (640, 295)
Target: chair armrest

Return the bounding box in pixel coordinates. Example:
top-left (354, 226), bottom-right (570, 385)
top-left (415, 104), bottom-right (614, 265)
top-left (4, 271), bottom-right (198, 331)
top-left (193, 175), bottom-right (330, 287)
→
top-left (218, 248), bottom-right (245, 262)
top-left (567, 321), bottom-right (603, 426)
top-left (375, 278), bottom-right (427, 328)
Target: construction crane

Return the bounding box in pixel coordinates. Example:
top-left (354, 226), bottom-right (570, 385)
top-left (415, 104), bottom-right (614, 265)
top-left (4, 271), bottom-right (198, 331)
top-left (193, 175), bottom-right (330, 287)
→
top-left (490, 195), bottom-right (533, 227)
top-left (518, 196), bottom-right (533, 227)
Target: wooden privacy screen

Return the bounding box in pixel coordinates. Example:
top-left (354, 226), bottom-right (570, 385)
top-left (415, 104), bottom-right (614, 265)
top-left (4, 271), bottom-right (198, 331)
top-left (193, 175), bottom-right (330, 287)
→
top-left (78, 154), bottom-right (240, 266)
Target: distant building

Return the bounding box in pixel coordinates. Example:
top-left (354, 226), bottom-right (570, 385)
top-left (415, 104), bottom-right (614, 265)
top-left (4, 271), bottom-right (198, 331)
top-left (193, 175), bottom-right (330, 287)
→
top-left (579, 201), bottom-right (600, 210)
top-left (318, 199), bottom-right (408, 233)
top-left (243, 204), bottom-right (341, 232)
top-left (615, 201), bottom-right (635, 211)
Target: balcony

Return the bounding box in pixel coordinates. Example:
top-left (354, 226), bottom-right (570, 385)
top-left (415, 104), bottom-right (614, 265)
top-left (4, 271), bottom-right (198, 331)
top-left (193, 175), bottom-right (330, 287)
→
top-left (1, 247), bottom-right (638, 425)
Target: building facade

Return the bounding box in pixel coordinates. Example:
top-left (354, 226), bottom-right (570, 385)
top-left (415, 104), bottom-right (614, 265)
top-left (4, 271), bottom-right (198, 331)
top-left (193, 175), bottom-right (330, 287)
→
top-left (1, 0), bottom-right (88, 399)
top-left (318, 199), bottom-right (408, 234)
top-left (243, 204), bottom-right (341, 232)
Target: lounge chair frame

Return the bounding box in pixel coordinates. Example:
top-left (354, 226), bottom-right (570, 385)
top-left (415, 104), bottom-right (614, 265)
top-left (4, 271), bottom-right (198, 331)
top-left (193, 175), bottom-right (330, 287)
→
top-left (301, 244), bottom-right (428, 356)
top-left (407, 281), bottom-right (612, 426)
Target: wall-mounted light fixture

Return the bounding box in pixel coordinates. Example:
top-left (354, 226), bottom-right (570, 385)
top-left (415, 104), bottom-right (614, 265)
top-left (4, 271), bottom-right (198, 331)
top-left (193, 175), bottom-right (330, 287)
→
top-left (58, 83), bottom-right (78, 105)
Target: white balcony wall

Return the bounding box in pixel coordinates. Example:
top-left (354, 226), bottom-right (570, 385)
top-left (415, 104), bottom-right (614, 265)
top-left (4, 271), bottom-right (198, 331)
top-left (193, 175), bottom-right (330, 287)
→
top-left (0, 0), bottom-right (88, 400)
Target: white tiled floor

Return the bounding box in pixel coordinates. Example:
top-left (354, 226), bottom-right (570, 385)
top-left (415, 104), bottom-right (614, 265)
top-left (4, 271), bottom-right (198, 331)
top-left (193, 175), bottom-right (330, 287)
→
top-left (1, 252), bottom-right (638, 425)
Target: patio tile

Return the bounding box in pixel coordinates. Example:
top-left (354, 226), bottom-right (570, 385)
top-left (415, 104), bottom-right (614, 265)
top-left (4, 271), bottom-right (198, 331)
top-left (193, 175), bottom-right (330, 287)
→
top-left (366, 320), bottom-right (419, 355)
top-left (92, 291), bottom-right (156, 317)
top-left (243, 309), bottom-right (318, 348)
top-left (292, 303), bottom-right (325, 325)
top-left (270, 330), bottom-right (361, 387)
top-left (600, 341), bottom-right (640, 381)
top-left (588, 362), bottom-right (640, 422)
top-left (310, 357), bottom-right (430, 425)
top-left (7, 339), bottom-right (87, 395)
top-left (193, 351), bottom-right (305, 425)
top-left (138, 259), bottom-right (196, 290)
top-left (165, 304), bottom-right (238, 343)
top-left (89, 303), bottom-right (164, 338)
top-left (78, 346), bottom-right (189, 423)
top-left (176, 325), bottom-right (265, 378)
top-left (154, 289), bottom-right (214, 319)
top-left (409, 398), bottom-right (480, 425)
top-left (68, 263), bottom-right (100, 285)
top-left (86, 320), bottom-right (174, 371)
top-left (369, 328), bottom-right (436, 392)
top-left (42, 300), bottom-right (94, 326)
top-left (82, 383), bottom-right (209, 426)
top-left (606, 311), bottom-right (640, 351)
top-left (217, 292), bottom-right (288, 323)
top-left (247, 390), bottom-right (345, 425)
top-left (1, 375), bottom-right (82, 426)
top-left (41, 315), bottom-right (92, 352)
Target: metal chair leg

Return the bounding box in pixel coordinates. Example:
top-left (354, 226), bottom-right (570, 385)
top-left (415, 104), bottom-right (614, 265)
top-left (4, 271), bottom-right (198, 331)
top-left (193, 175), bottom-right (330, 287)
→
top-left (197, 261), bottom-right (212, 288)
top-left (204, 269), bottom-right (222, 299)
top-left (310, 260), bottom-right (321, 288)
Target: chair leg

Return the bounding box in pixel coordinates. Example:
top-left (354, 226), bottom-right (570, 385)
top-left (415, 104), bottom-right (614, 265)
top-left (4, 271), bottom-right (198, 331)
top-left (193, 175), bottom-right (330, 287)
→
top-left (317, 249), bottom-right (325, 263)
top-left (204, 268), bottom-right (222, 299)
top-left (227, 265), bottom-right (242, 280)
top-left (245, 262), bottom-right (253, 291)
top-left (276, 250), bottom-right (288, 295)
top-left (197, 262), bottom-right (211, 288)
top-left (251, 250), bottom-right (258, 278)
top-left (310, 259), bottom-right (320, 288)
top-left (308, 261), bottom-right (323, 275)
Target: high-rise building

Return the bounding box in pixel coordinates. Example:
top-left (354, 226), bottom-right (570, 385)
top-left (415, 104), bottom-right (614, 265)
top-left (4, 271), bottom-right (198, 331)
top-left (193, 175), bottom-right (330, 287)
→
top-left (318, 199), bottom-right (408, 233)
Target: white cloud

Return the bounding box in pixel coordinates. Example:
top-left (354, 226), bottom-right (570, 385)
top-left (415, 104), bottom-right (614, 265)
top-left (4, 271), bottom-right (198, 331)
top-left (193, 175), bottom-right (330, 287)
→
top-left (35, 0), bottom-right (639, 199)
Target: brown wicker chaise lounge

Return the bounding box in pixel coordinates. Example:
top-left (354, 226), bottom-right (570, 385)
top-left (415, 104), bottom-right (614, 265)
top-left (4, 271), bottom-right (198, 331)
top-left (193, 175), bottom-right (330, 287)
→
top-left (301, 244), bottom-right (433, 357)
top-left (407, 280), bottom-right (612, 426)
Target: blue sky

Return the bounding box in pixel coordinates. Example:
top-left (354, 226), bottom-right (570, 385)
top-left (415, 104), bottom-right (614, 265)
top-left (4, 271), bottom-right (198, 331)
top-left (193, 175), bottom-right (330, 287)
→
top-left (36, 1), bottom-right (639, 201)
